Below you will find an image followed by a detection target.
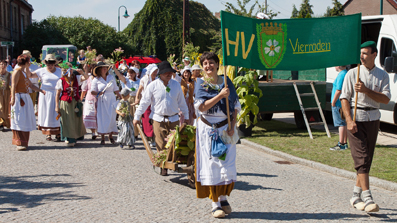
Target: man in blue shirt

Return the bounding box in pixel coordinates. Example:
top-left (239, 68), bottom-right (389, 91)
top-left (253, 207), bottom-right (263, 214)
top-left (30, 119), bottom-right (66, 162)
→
top-left (330, 65), bottom-right (348, 151)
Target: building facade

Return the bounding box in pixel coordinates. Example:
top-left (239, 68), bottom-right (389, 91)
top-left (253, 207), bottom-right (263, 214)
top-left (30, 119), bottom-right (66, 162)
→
top-left (0, 0), bottom-right (33, 60)
top-left (343, 0), bottom-right (397, 16)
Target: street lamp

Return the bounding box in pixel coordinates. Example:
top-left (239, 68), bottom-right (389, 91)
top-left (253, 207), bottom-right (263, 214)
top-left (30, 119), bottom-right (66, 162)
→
top-left (118, 5), bottom-right (130, 32)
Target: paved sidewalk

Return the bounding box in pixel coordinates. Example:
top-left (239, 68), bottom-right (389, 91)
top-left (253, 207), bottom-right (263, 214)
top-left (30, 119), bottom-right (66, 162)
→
top-left (1, 129), bottom-right (397, 222)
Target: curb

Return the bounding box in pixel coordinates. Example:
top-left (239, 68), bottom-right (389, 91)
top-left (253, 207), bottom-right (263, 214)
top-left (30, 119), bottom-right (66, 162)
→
top-left (241, 139), bottom-right (397, 192)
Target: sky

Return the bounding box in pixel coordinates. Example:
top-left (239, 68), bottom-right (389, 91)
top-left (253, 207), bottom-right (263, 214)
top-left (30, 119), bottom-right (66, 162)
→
top-left (30, 0), bottom-right (349, 31)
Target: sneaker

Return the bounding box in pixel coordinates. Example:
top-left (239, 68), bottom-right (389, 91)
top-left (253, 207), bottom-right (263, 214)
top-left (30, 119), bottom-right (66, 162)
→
top-left (150, 141), bottom-right (156, 148)
top-left (350, 196), bottom-right (365, 211)
top-left (343, 143), bottom-right (349, 150)
top-left (330, 142), bottom-right (346, 151)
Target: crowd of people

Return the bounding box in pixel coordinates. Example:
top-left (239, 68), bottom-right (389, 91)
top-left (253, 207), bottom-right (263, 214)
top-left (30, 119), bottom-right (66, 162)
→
top-left (0, 49), bottom-right (239, 218)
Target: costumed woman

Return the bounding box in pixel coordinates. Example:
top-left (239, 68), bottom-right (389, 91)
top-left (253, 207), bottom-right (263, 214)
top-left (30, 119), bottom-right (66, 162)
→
top-left (30, 54), bottom-right (63, 142)
top-left (81, 64), bottom-right (98, 139)
top-left (10, 55), bottom-right (45, 150)
top-left (55, 66), bottom-right (89, 147)
top-left (90, 62), bottom-right (121, 145)
top-left (180, 67), bottom-right (195, 125)
top-left (116, 88), bottom-right (135, 149)
top-left (134, 64), bottom-right (158, 147)
top-left (120, 68), bottom-right (140, 139)
top-left (0, 60), bottom-right (11, 131)
top-left (194, 52), bottom-right (240, 218)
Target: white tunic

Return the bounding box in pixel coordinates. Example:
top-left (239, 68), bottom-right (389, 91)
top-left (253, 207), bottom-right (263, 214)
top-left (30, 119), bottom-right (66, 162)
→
top-left (91, 74), bottom-right (119, 134)
top-left (10, 72), bottom-right (36, 132)
top-left (194, 99), bottom-right (241, 186)
top-left (36, 67), bottom-right (62, 128)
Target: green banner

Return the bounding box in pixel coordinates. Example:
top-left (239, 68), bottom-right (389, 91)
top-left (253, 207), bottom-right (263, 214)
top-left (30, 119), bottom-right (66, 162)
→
top-left (221, 11), bottom-right (361, 70)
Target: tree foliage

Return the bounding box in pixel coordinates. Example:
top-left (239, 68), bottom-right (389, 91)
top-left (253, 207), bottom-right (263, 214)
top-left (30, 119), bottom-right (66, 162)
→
top-left (21, 20), bottom-right (70, 60)
top-left (224, 0), bottom-right (279, 19)
top-left (324, 0), bottom-right (344, 17)
top-left (298, 0), bottom-right (314, 18)
top-left (291, 4), bottom-right (299, 18)
top-left (123, 0), bottom-right (220, 61)
top-left (45, 16), bottom-right (133, 58)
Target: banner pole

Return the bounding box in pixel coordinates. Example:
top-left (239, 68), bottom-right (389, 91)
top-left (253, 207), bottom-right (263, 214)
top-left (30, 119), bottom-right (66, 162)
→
top-left (353, 64), bottom-right (360, 122)
top-left (224, 65), bottom-right (231, 131)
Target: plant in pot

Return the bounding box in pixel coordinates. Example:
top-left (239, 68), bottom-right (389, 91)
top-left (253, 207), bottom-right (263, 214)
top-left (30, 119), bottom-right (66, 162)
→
top-left (232, 68), bottom-right (263, 137)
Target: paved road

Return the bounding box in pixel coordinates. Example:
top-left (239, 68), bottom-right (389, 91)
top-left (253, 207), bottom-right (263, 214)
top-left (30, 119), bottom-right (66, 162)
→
top-left (1, 129), bottom-right (397, 222)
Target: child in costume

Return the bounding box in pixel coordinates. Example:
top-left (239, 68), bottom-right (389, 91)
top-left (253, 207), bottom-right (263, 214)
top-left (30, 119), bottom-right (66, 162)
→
top-left (116, 88), bottom-right (135, 149)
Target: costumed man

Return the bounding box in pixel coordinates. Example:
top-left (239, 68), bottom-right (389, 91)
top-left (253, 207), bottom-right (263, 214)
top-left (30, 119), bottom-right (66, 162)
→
top-left (133, 61), bottom-right (189, 176)
top-left (340, 41), bottom-right (391, 213)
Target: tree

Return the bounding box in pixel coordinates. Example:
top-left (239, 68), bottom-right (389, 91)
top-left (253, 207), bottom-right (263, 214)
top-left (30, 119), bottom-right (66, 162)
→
top-left (123, 0), bottom-right (220, 60)
top-left (298, 0), bottom-right (314, 18)
top-left (45, 16), bottom-right (133, 58)
top-left (291, 4), bottom-right (299, 18)
top-left (324, 0), bottom-right (344, 17)
top-left (21, 20), bottom-right (70, 60)
top-left (224, 0), bottom-right (279, 19)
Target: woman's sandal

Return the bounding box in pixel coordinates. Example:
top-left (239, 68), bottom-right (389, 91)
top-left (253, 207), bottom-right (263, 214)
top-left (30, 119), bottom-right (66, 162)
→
top-left (109, 137), bottom-right (116, 144)
top-left (100, 140), bottom-right (105, 145)
top-left (46, 135), bottom-right (52, 141)
top-left (53, 134), bottom-right (61, 142)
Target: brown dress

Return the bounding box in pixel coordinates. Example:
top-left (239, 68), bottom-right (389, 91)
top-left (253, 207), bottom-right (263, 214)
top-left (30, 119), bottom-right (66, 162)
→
top-left (0, 72), bottom-right (11, 128)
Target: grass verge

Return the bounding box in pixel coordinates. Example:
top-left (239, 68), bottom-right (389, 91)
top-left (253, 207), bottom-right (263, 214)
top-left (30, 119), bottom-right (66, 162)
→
top-left (246, 120), bottom-right (397, 183)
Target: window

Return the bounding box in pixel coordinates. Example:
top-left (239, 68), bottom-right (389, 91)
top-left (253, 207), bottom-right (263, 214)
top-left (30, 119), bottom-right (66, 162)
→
top-left (380, 37), bottom-right (396, 66)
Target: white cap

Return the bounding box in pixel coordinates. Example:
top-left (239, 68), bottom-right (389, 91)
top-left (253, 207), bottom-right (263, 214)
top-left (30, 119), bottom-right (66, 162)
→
top-left (191, 64), bottom-right (202, 71)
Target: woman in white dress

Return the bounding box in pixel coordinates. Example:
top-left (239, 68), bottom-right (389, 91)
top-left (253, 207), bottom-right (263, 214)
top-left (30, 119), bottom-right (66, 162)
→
top-left (90, 62), bottom-right (121, 145)
top-left (194, 52), bottom-right (240, 218)
top-left (29, 54), bottom-right (63, 142)
top-left (10, 55), bottom-right (45, 150)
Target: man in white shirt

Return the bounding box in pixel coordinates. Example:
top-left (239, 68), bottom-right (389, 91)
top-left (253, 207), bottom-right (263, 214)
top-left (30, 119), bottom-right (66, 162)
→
top-left (340, 41), bottom-right (391, 213)
top-left (133, 61), bottom-right (189, 176)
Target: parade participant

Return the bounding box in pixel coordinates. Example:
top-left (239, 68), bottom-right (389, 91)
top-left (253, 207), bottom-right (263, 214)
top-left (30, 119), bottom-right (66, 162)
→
top-left (10, 55), bottom-right (45, 150)
top-left (194, 52), bottom-right (240, 218)
top-left (330, 65), bottom-right (348, 151)
top-left (55, 68), bottom-right (89, 147)
top-left (180, 67), bottom-right (195, 125)
top-left (90, 62), bottom-right (121, 145)
top-left (29, 54), bottom-right (63, 141)
top-left (172, 70), bottom-right (182, 84)
top-left (118, 60), bottom-right (128, 74)
top-left (191, 64), bottom-right (203, 81)
top-left (120, 68), bottom-right (140, 139)
top-left (0, 60), bottom-right (11, 131)
top-left (130, 60), bottom-right (141, 77)
top-left (182, 57), bottom-right (191, 68)
top-left (340, 41), bottom-right (391, 213)
top-left (134, 64), bottom-right (158, 147)
top-left (77, 49), bottom-right (86, 65)
top-left (133, 61), bottom-right (189, 176)
top-left (116, 88), bottom-right (135, 149)
top-left (81, 64), bottom-right (99, 139)
top-left (6, 57), bottom-right (13, 72)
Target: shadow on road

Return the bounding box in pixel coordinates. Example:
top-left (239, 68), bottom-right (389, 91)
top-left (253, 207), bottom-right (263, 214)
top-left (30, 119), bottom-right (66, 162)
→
top-left (234, 181), bottom-right (282, 191)
top-left (0, 174), bottom-right (91, 213)
top-left (229, 211), bottom-right (389, 221)
top-left (237, 172), bottom-right (278, 178)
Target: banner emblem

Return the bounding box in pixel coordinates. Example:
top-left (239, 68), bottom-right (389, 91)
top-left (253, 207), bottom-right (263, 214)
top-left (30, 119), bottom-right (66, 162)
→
top-left (257, 22), bottom-right (287, 68)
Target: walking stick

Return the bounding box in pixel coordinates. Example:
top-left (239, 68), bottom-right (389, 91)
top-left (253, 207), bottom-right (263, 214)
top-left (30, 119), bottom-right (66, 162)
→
top-left (353, 64), bottom-right (360, 122)
top-left (224, 66), bottom-right (231, 131)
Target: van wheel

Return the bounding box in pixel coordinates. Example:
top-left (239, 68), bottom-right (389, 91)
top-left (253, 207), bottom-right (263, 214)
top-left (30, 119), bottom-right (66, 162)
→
top-left (261, 113), bottom-right (273, 121)
top-left (294, 111), bottom-right (320, 129)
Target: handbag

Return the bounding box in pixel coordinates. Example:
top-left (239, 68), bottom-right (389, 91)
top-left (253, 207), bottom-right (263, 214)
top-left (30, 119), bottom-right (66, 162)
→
top-left (75, 101), bottom-right (83, 117)
top-left (210, 127), bottom-right (228, 160)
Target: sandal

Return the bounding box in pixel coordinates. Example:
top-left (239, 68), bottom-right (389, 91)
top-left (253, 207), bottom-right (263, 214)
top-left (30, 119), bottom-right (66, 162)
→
top-left (220, 200), bottom-right (232, 214)
top-left (100, 140), bottom-right (105, 145)
top-left (53, 134), bottom-right (61, 142)
top-left (46, 135), bottom-right (52, 141)
top-left (109, 137), bottom-right (116, 144)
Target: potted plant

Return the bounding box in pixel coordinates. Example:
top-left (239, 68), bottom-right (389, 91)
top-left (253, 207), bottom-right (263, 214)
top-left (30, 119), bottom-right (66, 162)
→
top-left (232, 68), bottom-right (263, 137)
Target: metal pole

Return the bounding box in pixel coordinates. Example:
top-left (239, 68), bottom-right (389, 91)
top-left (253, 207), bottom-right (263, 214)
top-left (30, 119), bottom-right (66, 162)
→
top-left (380, 0), bottom-right (383, 15)
top-left (265, 0), bottom-right (267, 14)
top-left (183, 0), bottom-right (185, 51)
top-left (118, 6), bottom-right (121, 32)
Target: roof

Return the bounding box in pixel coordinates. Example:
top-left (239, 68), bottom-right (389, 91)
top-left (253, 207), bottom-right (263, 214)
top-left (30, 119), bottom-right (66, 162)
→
top-left (344, 0), bottom-right (397, 10)
top-left (21, 0), bottom-right (33, 11)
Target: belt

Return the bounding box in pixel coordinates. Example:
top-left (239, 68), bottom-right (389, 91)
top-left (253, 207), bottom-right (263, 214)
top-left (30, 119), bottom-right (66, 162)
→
top-left (158, 113), bottom-right (178, 118)
top-left (200, 116), bottom-right (229, 128)
top-left (353, 107), bottom-right (378, 111)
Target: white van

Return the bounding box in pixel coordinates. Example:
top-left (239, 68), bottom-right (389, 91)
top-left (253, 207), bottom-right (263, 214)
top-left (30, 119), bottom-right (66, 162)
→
top-left (326, 14), bottom-right (397, 125)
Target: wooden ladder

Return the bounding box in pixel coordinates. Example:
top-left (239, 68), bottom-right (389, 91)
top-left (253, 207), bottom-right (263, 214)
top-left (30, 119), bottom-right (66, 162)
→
top-left (293, 82), bottom-right (331, 139)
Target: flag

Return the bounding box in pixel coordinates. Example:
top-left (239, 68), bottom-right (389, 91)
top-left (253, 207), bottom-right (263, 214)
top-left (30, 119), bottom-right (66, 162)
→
top-left (221, 11), bottom-right (361, 70)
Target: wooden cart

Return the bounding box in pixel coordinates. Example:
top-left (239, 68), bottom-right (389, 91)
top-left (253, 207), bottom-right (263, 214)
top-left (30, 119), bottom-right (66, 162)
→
top-left (136, 123), bottom-right (196, 188)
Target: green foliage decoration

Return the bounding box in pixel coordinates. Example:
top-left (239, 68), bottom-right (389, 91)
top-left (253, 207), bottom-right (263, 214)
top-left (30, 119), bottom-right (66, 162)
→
top-left (233, 68), bottom-right (263, 127)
